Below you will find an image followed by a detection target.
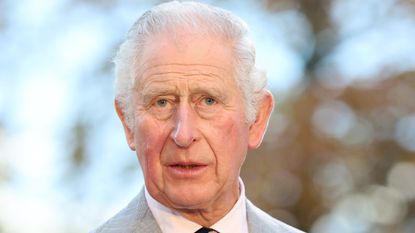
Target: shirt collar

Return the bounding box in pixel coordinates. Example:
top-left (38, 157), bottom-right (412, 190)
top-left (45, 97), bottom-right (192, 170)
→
top-left (145, 178), bottom-right (248, 233)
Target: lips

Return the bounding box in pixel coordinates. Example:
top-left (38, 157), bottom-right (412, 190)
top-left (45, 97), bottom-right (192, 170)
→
top-left (173, 164), bottom-right (198, 168)
top-left (166, 162), bottom-right (208, 178)
top-left (170, 163), bottom-right (205, 168)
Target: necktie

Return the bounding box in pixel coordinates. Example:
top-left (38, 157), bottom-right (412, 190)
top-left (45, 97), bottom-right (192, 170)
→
top-left (194, 227), bottom-right (219, 233)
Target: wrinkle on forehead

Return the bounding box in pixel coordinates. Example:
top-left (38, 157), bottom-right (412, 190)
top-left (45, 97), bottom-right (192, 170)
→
top-left (135, 63), bottom-right (235, 89)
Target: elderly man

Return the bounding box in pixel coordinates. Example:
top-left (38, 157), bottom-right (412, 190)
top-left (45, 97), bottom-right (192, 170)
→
top-left (92, 1), bottom-right (304, 233)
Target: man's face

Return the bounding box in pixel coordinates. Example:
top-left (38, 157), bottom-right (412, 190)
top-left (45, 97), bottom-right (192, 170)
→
top-left (118, 32), bottom-right (263, 211)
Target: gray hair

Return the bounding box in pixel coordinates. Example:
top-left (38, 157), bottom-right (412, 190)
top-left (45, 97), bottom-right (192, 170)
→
top-left (114, 1), bottom-right (267, 127)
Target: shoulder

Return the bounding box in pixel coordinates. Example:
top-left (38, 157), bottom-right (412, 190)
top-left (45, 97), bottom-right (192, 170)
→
top-left (246, 199), bottom-right (306, 233)
top-left (89, 190), bottom-right (161, 233)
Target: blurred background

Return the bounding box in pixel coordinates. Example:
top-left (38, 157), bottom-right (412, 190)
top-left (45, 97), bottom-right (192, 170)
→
top-left (0, 0), bottom-right (414, 232)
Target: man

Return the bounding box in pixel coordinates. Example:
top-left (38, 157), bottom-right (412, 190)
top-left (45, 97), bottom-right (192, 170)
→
top-left (91, 1), bottom-right (304, 233)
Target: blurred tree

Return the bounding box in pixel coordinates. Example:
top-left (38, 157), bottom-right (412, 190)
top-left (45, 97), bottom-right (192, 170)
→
top-left (242, 0), bottom-right (415, 232)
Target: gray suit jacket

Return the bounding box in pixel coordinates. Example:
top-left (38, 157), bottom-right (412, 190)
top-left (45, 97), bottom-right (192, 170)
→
top-left (90, 190), bottom-right (305, 233)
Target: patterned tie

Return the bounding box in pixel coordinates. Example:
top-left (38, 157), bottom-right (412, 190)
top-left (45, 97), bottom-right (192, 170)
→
top-left (194, 227), bottom-right (219, 233)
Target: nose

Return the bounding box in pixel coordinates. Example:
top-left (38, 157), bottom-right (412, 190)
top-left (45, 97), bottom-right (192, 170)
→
top-left (170, 102), bottom-right (199, 148)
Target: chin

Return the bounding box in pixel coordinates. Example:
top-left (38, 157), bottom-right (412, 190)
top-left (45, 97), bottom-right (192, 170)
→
top-left (166, 187), bottom-right (217, 210)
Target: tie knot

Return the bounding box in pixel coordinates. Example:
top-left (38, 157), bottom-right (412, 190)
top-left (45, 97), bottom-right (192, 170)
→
top-left (194, 227), bottom-right (219, 233)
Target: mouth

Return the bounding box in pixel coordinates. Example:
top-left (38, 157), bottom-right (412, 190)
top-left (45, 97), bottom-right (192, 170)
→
top-left (166, 162), bottom-right (208, 178)
top-left (171, 164), bottom-right (205, 169)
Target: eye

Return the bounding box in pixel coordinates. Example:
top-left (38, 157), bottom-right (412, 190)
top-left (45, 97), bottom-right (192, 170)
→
top-left (203, 97), bottom-right (216, 106)
top-left (150, 97), bottom-right (175, 120)
top-left (156, 98), bottom-right (168, 107)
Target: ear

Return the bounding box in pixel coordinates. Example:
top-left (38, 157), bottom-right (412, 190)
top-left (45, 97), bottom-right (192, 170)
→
top-left (248, 90), bottom-right (274, 149)
top-left (115, 100), bottom-right (136, 151)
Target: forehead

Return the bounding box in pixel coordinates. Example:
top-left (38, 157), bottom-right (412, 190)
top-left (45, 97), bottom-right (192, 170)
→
top-left (135, 32), bottom-right (238, 89)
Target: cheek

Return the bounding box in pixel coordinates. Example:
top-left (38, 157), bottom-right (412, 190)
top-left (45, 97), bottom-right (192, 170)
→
top-left (207, 115), bottom-right (250, 167)
top-left (215, 113), bottom-right (249, 143)
top-left (134, 117), bottom-right (171, 173)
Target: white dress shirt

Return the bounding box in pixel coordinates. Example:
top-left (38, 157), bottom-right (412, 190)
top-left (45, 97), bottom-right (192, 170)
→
top-left (145, 178), bottom-right (249, 233)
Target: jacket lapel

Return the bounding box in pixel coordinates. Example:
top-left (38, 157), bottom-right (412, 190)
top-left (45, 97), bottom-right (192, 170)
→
top-left (246, 199), bottom-right (304, 233)
top-left (133, 189), bottom-right (162, 233)
top-left (91, 189), bottom-right (162, 233)
top-left (246, 199), bottom-right (274, 232)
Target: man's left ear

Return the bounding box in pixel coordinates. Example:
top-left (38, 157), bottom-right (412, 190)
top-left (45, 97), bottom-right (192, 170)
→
top-left (248, 90), bottom-right (274, 149)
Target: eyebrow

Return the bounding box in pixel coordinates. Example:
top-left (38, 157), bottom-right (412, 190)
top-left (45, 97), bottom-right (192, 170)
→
top-left (139, 86), bottom-right (178, 104)
top-left (138, 83), bottom-right (229, 104)
top-left (189, 86), bottom-right (227, 98)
